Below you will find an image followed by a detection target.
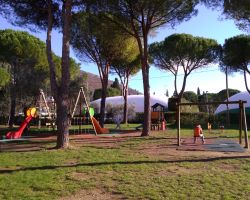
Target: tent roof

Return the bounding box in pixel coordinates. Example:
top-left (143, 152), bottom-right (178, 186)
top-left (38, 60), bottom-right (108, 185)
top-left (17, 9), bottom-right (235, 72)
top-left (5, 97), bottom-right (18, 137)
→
top-left (215, 91), bottom-right (250, 114)
top-left (90, 95), bottom-right (168, 113)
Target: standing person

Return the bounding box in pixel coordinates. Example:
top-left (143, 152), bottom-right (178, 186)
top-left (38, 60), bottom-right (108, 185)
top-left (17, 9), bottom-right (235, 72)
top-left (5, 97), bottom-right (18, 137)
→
top-left (113, 113), bottom-right (123, 129)
top-left (194, 124), bottom-right (205, 144)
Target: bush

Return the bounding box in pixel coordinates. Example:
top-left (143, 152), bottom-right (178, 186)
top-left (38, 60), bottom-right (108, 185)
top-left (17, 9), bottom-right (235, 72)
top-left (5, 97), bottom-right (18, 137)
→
top-left (93, 87), bottom-right (121, 100)
top-left (166, 112), bottom-right (211, 129)
top-left (168, 97), bottom-right (199, 112)
top-left (105, 104), bottom-right (136, 123)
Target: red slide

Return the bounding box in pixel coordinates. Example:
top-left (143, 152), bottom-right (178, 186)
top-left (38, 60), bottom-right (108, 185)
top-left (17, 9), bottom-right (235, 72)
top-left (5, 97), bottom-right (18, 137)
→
top-left (91, 117), bottom-right (109, 134)
top-left (6, 116), bottom-right (33, 139)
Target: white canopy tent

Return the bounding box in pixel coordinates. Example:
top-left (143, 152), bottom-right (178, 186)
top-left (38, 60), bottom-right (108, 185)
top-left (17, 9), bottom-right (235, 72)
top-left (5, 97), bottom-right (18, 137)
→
top-left (90, 95), bottom-right (169, 113)
top-left (215, 91), bottom-right (250, 114)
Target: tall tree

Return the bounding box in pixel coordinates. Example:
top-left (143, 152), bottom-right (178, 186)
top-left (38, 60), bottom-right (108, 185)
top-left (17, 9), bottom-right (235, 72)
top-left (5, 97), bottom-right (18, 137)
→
top-left (165, 89), bottom-right (169, 97)
top-left (111, 78), bottom-right (121, 91)
top-left (0, 65), bottom-right (10, 90)
top-left (183, 91), bottom-right (197, 103)
top-left (214, 89), bottom-right (240, 102)
top-left (221, 35), bottom-right (250, 94)
top-left (101, 0), bottom-right (198, 136)
top-left (3, 0), bottom-right (74, 148)
top-left (149, 33), bottom-right (221, 103)
top-left (0, 29), bottom-right (48, 127)
top-left (197, 87), bottom-right (201, 96)
top-left (71, 12), bottom-right (137, 127)
top-left (111, 49), bottom-right (140, 124)
top-left (202, 0), bottom-right (250, 33)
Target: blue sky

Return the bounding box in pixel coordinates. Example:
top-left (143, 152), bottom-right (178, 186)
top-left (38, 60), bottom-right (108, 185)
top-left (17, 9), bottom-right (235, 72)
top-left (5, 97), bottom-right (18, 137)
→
top-left (0, 4), bottom-right (246, 96)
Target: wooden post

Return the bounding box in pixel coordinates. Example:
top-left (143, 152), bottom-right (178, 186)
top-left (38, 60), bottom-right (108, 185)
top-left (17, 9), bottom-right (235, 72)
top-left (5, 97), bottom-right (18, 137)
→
top-left (242, 102), bottom-right (249, 149)
top-left (177, 103), bottom-right (181, 146)
top-left (71, 89), bottom-right (81, 118)
top-left (239, 101), bottom-right (243, 144)
top-left (80, 87), bottom-right (97, 136)
top-left (71, 87), bottom-right (97, 135)
top-left (38, 90), bottom-right (42, 130)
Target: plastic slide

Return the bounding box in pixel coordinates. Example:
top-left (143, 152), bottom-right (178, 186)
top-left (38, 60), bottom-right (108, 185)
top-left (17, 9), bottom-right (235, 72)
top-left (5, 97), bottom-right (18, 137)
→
top-left (6, 116), bottom-right (33, 139)
top-left (91, 117), bottom-right (110, 134)
top-left (5, 107), bottom-right (37, 139)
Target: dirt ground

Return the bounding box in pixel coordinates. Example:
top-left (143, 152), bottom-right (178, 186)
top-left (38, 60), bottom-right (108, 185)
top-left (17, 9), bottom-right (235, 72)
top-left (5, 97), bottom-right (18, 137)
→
top-left (1, 131), bottom-right (249, 158)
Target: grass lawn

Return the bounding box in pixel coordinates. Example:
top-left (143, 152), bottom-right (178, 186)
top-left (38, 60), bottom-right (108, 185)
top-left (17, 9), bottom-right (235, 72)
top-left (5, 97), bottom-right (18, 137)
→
top-left (0, 128), bottom-right (249, 200)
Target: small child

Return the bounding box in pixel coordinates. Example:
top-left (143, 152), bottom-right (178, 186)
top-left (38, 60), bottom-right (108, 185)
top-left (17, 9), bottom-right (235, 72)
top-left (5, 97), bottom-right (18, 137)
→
top-left (194, 124), bottom-right (205, 144)
top-left (113, 113), bottom-right (123, 129)
top-left (207, 122), bottom-right (212, 133)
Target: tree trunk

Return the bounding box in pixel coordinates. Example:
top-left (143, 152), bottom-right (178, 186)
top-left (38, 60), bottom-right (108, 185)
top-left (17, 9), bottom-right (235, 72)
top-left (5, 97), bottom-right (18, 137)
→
top-left (243, 69), bottom-right (250, 94)
top-left (56, 95), bottom-right (70, 148)
top-left (123, 86), bottom-right (128, 124)
top-left (141, 59), bottom-right (150, 136)
top-left (56, 0), bottom-right (72, 148)
top-left (99, 74), bottom-right (108, 127)
top-left (46, 0), bottom-right (58, 94)
top-left (135, 35), bottom-right (150, 136)
top-left (123, 73), bottom-right (129, 124)
top-left (45, 0), bottom-right (72, 148)
top-left (8, 64), bottom-right (17, 128)
top-left (8, 88), bottom-right (16, 128)
top-left (226, 66), bottom-right (230, 128)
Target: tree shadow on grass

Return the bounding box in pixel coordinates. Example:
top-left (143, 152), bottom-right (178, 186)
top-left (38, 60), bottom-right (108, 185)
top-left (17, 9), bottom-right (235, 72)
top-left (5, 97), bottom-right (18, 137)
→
top-left (0, 155), bottom-right (249, 174)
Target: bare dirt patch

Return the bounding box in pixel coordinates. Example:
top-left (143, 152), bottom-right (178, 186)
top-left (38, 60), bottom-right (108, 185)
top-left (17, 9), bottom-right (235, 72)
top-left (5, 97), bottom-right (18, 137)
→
top-left (132, 138), bottom-right (250, 161)
top-left (58, 188), bottom-right (124, 200)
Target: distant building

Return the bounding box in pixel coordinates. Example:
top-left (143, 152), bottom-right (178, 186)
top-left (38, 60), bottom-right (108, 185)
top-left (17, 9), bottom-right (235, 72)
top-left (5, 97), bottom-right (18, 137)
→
top-left (215, 91), bottom-right (250, 114)
top-left (215, 91), bottom-right (250, 126)
top-left (90, 95), bottom-right (168, 113)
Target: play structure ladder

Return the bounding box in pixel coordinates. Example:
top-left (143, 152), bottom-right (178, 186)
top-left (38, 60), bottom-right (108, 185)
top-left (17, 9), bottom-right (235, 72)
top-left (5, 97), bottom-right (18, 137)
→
top-left (71, 87), bottom-right (97, 135)
top-left (38, 89), bottom-right (55, 129)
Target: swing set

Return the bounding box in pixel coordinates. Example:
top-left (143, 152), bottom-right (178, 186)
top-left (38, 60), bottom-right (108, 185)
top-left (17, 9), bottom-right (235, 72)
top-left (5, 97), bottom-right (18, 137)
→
top-left (71, 87), bottom-right (109, 135)
top-left (176, 100), bottom-right (249, 149)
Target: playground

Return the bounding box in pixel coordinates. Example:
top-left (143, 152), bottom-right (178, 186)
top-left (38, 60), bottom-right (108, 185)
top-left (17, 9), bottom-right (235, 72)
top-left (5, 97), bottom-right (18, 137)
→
top-left (1, 1), bottom-right (250, 199)
top-left (0, 87), bottom-right (249, 199)
top-left (0, 128), bottom-right (249, 199)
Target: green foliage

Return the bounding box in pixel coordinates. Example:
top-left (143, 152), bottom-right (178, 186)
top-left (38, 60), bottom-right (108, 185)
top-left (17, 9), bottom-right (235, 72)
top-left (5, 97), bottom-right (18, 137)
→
top-left (106, 104), bottom-right (136, 122)
top-left (180, 112), bottom-right (209, 128)
top-left (107, 87), bottom-right (121, 97)
top-left (183, 91), bottom-right (198, 102)
top-left (110, 35), bottom-right (140, 80)
top-left (2, 1), bottom-right (61, 31)
top-left (0, 29), bottom-right (47, 66)
top-left (110, 78), bottom-right (120, 90)
top-left (150, 33), bottom-right (221, 72)
top-left (105, 0), bottom-right (199, 36)
top-left (0, 29), bottom-right (49, 98)
top-left (201, 0), bottom-right (250, 32)
top-left (197, 87), bottom-right (201, 96)
top-left (168, 97), bottom-right (199, 112)
top-left (92, 89), bottom-right (102, 101)
top-left (149, 33), bottom-right (221, 100)
top-left (0, 67), bottom-right (10, 89)
top-left (221, 35), bottom-right (250, 92)
top-left (223, 0), bottom-right (250, 33)
top-left (93, 87), bottom-right (121, 100)
top-left (214, 89), bottom-right (240, 102)
top-left (71, 12), bottom-right (137, 65)
top-left (221, 35), bottom-right (250, 72)
top-left (202, 0), bottom-right (250, 33)
top-left (98, 0), bottom-right (199, 134)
